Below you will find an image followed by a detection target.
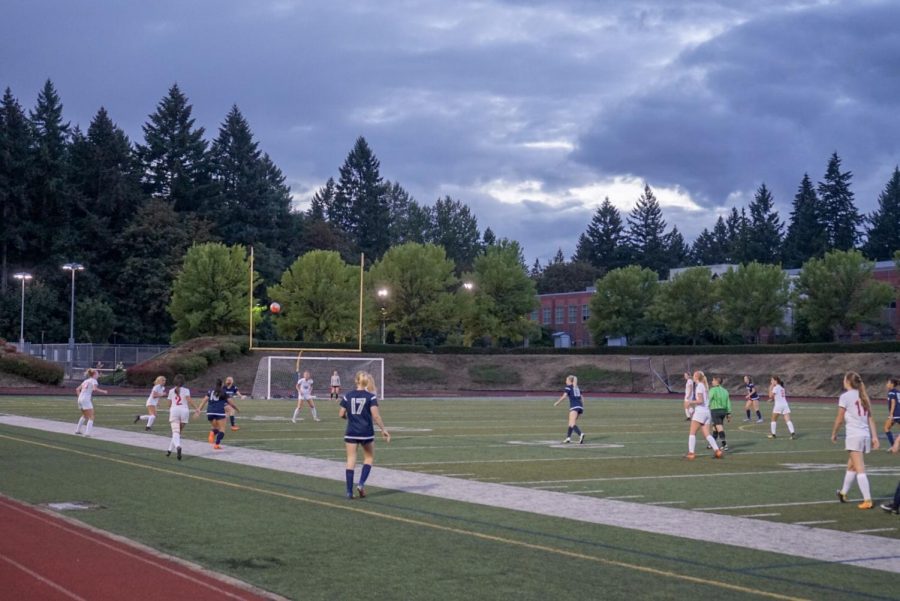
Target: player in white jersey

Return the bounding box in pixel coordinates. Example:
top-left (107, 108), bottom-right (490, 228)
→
top-left (832, 371), bottom-right (880, 509)
top-left (685, 371), bottom-right (722, 460)
top-left (293, 370), bottom-right (319, 423)
top-left (330, 370), bottom-right (342, 402)
top-left (767, 376), bottom-right (796, 439)
top-left (683, 372), bottom-right (695, 420)
top-left (74, 368), bottom-right (107, 436)
top-left (134, 376), bottom-right (166, 431)
top-left (166, 374), bottom-right (198, 460)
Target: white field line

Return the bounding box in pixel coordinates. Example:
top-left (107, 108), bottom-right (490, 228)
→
top-left (501, 469), bottom-right (829, 485)
top-left (739, 513), bottom-right (782, 518)
top-left (4, 414), bottom-right (900, 575)
top-left (793, 520), bottom-right (838, 526)
top-left (530, 485), bottom-right (571, 490)
top-left (439, 473), bottom-right (475, 477)
top-left (572, 490), bottom-right (605, 495)
top-left (853, 528), bottom-right (897, 534)
top-left (645, 501), bottom-right (686, 506)
top-left (605, 495), bottom-right (644, 500)
top-left (695, 498), bottom-right (890, 511)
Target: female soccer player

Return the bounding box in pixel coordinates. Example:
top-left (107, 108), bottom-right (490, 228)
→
top-left (553, 375), bottom-right (585, 444)
top-left (75, 368), bottom-right (107, 436)
top-left (330, 370), bottom-right (342, 402)
top-left (166, 374), bottom-right (197, 460)
top-left (197, 379), bottom-right (240, 450)
top-left (340, 372), bottom-right (390, 499)
top-left (743, 375), bottom-right (763, 423)
top-left (832, 371), bottom-right (880, 509)
top-left (708, 376), bottom-right (732, 451)
top-left (685, 371), bottom-right (722, 460)
top-left (134, 376), bottom-right (165, 431)
top-left (883, 378), bottom-right (900, 447)
top-left (223, 376), bottom-right (245, 431)
top-left (293, 370), bottom-right (319, 423)
top-left (767, 376), bottom-right (796, 439)
top-left (683, 372), bottom-right (695, 421)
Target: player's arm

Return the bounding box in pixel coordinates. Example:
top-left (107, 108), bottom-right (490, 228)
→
top-left (371, 406), bottom-right (390, 442)
top-left (196, 395), bottom-right (209, 413)
top-left (227, 400), bottom-right (240, 413)
top-left (553, 392), bottom-right (567, 406)
top-left (831, 406), bottom-right (846, 443)
top-left (75, 383), bottom-right (83, 395)
top-left (868, 413), bottom-right (880, 449)
top-left (186, 393), bottom-right (199, 412)
top-left (95, 386), bottom-right (108, 395)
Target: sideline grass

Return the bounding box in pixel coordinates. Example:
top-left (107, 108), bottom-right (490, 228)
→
top-left (2, 394), bottom-right (900, 599)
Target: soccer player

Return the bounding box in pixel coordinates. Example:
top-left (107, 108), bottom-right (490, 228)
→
top-left (882, 378), bottom-right (900, 447)
top-left (134, 376), bottom-right (165, 431)
top-left (743, 375), bottom-right (764, 423)
top-left (767, 376), bottom-right (796, 439)
top-left (223, 376), bottom-right (245, 431)
top-left (293, 370), bottom-right (319, 423)
top-left (75, 368), bottom-right (107, 436)
top-left (683, 372), bottom-right (695, 421)
top-left (685, 370), bottom-right (722, 460)
top-left (832, 372), bottom-right (880, 509)
top-left (330, 370), bottom-right (342, 402)
top-left (197, 379), bottom-right (240, 450)
top-left (340, 371), bottom-right (391, 499)
top-left (709, 376), bottom-right (732, 451)
top-left (553, 375), bottom-right (585, 444)
top-left (166, 374), bottom-right (197, 460)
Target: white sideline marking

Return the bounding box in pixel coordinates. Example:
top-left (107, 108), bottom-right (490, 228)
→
top-left (573, 490), bottom-right (605, 495)
top-left (645, 501), bottom-right (686, 506)
top-left (531, 485), bottom-right (570, 490)
top-left (696, 499), bottom-right (869, 511)
top-left (440, 473), bottom-right (475, 477)
top-left (3, 414), bottom-right (900, 574)
top-left (854, 528), bottom-right (897, 534)
top-left (793, 520), bottom-right (837, 526)
top-left (739, 513), bottom-right (781, 518)
top-left (605, 495), bottom-right (644, 500)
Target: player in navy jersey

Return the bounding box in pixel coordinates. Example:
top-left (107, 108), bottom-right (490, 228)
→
top-left (883, 378), bottom-right (900, 447)
top-left (554, 375), bottom-right (585, 444)
top-left (196, 379), bottom-right (240, 450)
top-left (222, 376), bottom-right (245, 431)
top-left (339, 372), bottom-right (390, 499)
top-left (743, 376), bottom-right (764, 423)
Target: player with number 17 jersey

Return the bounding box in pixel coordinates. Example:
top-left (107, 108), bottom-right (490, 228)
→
top-left (341, 389), bottom-right (379, 443)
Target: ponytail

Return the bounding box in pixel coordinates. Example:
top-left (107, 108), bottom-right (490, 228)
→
top-left (173, 374), bottom-right (185, 397)
top-left (845, 371), bottom-right (870, 414)
top-left (213, 378), bottom-right (224, 400)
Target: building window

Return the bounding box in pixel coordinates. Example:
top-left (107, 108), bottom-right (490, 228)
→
top-left (555, 306), bottom-right (564, 324)
top-left (582, 304), bottom-right (590, 320)
top-left (568, 305), bottom-right (577, 323)
top-left (530, 309), bottom-right (538, 321)
top-left (543, 308), bottom-right (551, 323)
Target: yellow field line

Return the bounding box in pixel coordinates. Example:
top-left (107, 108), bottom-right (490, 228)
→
top-left (0, 433), bottom-right (808, 601)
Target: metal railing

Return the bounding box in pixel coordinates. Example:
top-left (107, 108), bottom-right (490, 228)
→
top-left (19, 343), bottom-right (170, 378)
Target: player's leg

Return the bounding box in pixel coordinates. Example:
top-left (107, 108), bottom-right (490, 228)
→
top-left (754, 400), bottom-right (763, 422)
top-left (687, 418), bottom-right (700, 457)
top-left (308, 398), bottom-right (319, 422)
top-left (850, 450), bottom-right (873, 508)
top-left (837, 455), bottom-right (855, 502)
top-left (358, 442), bottom-right (375, 497)
top-left (783, 410), bottom-right (796, 438)
top-left (292, 398), bottom-right (303, 423)
top-left (345, 442), bottom-right (358, 498)
top-left (885, 418), bottom-right (895, 446)
top-left (571, 410), bottom-right (584, 443)
top-left (75, 408), bottom-right (86, 434)
top-left (702, 422), bottom-right (720, 454)
top-left (769, 411), bottom-right (779, 438)
top-left (84, 408), bottom-right (95, 436)
top-left (564, 410), bottom-right (577, 443)
top-left (744, 399), bottom-right (752, 421)
top-left (227, 405), bottom-right (238, 430)
top-left (214, 418), bottom-right (226, 447)
top-left (168, 419), bottom-right (181, 457)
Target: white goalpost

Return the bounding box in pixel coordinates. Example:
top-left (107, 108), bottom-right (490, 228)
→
top-left (251, 355), bottom-right (385, 400)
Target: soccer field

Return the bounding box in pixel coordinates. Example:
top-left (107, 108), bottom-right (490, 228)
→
top-left (1, 394), bottom-right (899, 600)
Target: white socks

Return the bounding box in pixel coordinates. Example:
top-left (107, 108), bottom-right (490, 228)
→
top-left (706, 435), bottom-right (719, 451)
top-left (147, 415), bottom-right (156, 428)
top-left (311, 407), bottom-right (318, 420)
top-left (770, 421), bottom-right (777, 435)
top-left (170, 424), bottom-right (181, 450)
top-left (688, 435), bottom-right (696, 453)
top-left (75, 417), bottom-right (85, 433)
top-left (84, 420), bottom-right (93, 436)
top-left (786, 420), bottom-right (795, 434)
top-left (857, 474), bottom-right (871, 500)
top-left (292, 408), bottom-right (301, 422)
top-left (841, 470), bottom-right (856, 494)
top-left (684, 407), bottom-right (692, 418)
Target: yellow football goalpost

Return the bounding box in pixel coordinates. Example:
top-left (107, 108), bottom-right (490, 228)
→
top-left (247, 246), bottom-right (366, 353)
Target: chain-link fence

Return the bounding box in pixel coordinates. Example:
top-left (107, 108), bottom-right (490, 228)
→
top-left (20, 343), bottom-right (169, 379)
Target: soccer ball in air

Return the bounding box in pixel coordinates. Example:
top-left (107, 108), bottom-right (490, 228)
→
top-left (270, 302), bottom-right (281, 314)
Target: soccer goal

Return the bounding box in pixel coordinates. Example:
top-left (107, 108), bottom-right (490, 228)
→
top-left (628, 357), bottom-right (675, 394)
top-left (250, 355), bottom-right (385, 400)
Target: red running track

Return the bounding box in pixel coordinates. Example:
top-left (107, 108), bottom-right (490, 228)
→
top-left (0, 495), bottom-right (280, 601)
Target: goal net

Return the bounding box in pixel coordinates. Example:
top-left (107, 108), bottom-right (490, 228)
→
top-left (628, 357), bottom-right (676, 394)
top-left (251, 355), bottom-right (385, 400)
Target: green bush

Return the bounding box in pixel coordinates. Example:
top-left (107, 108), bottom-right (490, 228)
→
top-left (434, 341), bottom-right (900, 356)
top-left (394, 365), bottom-right (447, 384)
top-left (468, 364), bottom-right (522, 385)
top-left (558, 365), bottom-right (632, 388)
top-left (198, 347), bottom-right (222, 365)
top-left (126, 336), bottom-right (251, 386)
top-left (220, 342), bottom-right (242, 361)
top-left (0, 353), bottom-right (64, 385)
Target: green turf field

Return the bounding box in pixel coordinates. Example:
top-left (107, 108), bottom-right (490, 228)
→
top-left (2, 394), bottom-right (899, 600)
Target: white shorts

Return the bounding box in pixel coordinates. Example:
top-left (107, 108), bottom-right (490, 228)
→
top-left (773, 400), bottom-right (791, 414)
top-left (691, 406), bottom-right (711, 425)
top-left (845, 436), bottom-right (872, 453)
top-left (146, 398), bottom-right (158, 407)
top-left (78, 399), bottom-right (93, 411)
top-left (169, 407), bottom-right (190, 424)
top-left (300, 393), bottom-right (312, 401)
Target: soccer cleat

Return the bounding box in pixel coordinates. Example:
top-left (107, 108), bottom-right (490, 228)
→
top-left (767, 434), bottom-right (777, 439)
top-left (74, 431), bottom-right (81, 435)
top-left (291, 418), bottom-right (296, 424)
top-left (714, 449), bottom-right (723, 459)
top-left (880, 503), bottom-right (898, 514)
top-left (721, 443), bottom-right (729, 451)
top-left (357, 486), bottom-right (366, 499)
top-left (684, 452), bottom-right (696, 460)
top-left (314, 418), bottom-right (321, 422)
top-left (579, 433), bottom-right (585, 444)
top-left (742, 418), bottom-right (751, 423)
top-left (790, 433), bottom-right (797, 440)
top-left (684, 417), bottom-right (691, 421)
top-left (836, 490), bottom-right (848, 503)
top-left (858, 500), bottom-right (874, 510)
top-left (166, 450), bottom-right (172, 457)
top-left (133, 415), bottom-right (141, 424)
top-left (706, 443), bottom-right (712, 449)
top-left (231, 426), bottom-right (239, 431)
top-left (562, 438), bottom-right (571, 444)
top-left (208, 431), bottom-right (214, 443)
top-left (176, 446), bottom-right (182, 460)
top-left (145, 426), bottom-right (151, 431)
top-left (346, 493), bottom-right (354, 500)
top-left (756, 418), bottom-right (764, 423)
top-left (213, 444), bottom-right (221, 450)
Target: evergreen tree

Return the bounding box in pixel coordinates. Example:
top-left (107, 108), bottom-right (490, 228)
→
top-left (863, 167), bottom-right (900, 260)
top-left (818, 152), bottom-right (861, 251)
top-left (482, 227), bottom-right (497, 247)
top-left (782, 173), bottom-right (826, 268)
top-left (208, 105), bottom-right (292, 256)
top-left (626, 185), bottom-right (668, 275)
top-left (712, 216), bottom-right (730, 260)
top-left (665, 226), bottom-right (690, 269)
top-left (332, 137), bottom-right (391, 260)
top-left (427, 196), bottom-right (481, 273)
top-left (385, 180), bottom-right (428, 245)
top-left (308, 177), bottom-right (334, 221)
top-left (551, 248), bottom-right (565, 265)
top-left (529, 257), bottom-right (542, 280)
top-left (690, 229), bottom-right (718, 266)
top-left (27, 79), bottom-right (72, 261)
top-left (574, 198), bottom-right (628, 271)
top-left (137, 84), bottom-right (211, 212)
top-left (726, 207), bottom-right (753, 264)
top-left (0, 88), bottom-right (32, 292)
top-left (745, 183), bottom-right (783, 264)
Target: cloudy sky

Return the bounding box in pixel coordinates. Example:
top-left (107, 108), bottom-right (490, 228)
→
top-left (2, 0), bottom-right (899, 264)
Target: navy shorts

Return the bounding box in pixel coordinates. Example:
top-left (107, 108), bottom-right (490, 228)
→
top-left (345, 437), bottom-right (374, 445)
top-left (891, 416), bottom-right (900, 424)
top-left (570, 407), bottom-right (583, 415)
top-left (207, 414), bottom-right (226, 422)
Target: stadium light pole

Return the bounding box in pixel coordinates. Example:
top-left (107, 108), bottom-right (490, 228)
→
top-left (377, 288), bottom-right (389, 344)
top-left (13, 272), bottom-right (33, 347)
top-left (462, 281), bottom-right (474, 292)
top-left (62, 263), bottom-right (84, 377)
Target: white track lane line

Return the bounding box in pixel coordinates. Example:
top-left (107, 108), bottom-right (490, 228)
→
top-left (0, 554), bottom-right (88, 601)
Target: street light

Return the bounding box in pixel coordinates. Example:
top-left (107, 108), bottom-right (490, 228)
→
top-left (13, 272), bottom-right (32, 347)
top-left (377, 288), bottom-right (389, 344)
top-left (62, 263), bottom-right (85, 377)
top-left (462, 281), bottom-right (474, 291)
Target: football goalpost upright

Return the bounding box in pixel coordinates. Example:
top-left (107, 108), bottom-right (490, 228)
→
top-left (250, 355), bottom-right (386, 400)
